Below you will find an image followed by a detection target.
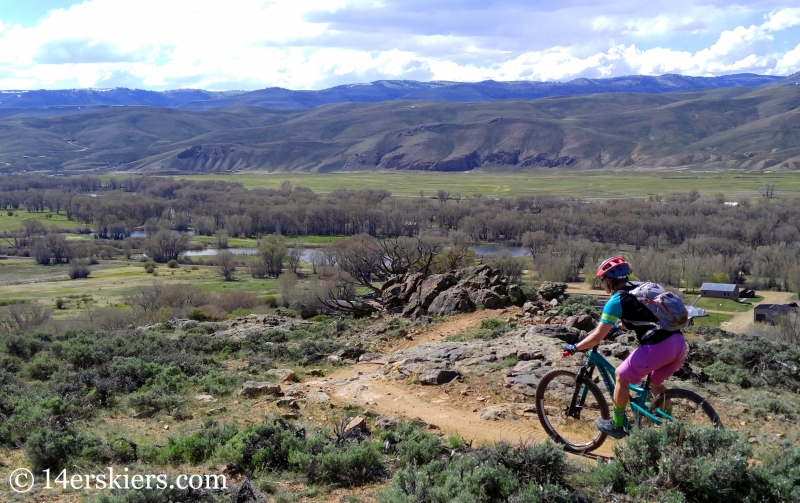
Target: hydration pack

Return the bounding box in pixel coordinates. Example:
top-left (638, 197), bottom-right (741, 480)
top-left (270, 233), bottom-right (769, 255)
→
top-left (625, 282), bottom-right (688, 332)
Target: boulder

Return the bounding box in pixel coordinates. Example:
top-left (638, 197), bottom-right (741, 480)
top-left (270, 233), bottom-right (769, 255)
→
top-left (336, 348), bottom-right (367, 360)
top-left (375, 415), bottom-right (399, 430)
top-left (600, 343), bottom-right (631, 359)
top-left (345, 415), bottom-right (367, 433)
top-left (522, 302), bottom-right (538, 315)
top-left (306, 390), bottom-right (331, 403)
top-left (538, 281), bottom-right (567, 300)
top-left (266, 369), bottom-right (298, 383)
top-left (470, 289), bottom-right (504, 309)
top-left (526, 325), bottom-right (583, 344)
top-left (516, 349), bottom-right (544, 361)
top-left (194, 394), bottom-right (217, 403)
top-left (306, 369), bottom-right (324, 377)
top-left (418, 273), bottom-right (457, 307)
top-left (454, 264), bottom-right (492, 282)
top-left (242, 381), bottom-right (281, 397)
top-left (419, 369), bottom-right (460, 385)
top-left (564, 314), bottom-right (596, 332)
top-left (479, 405), bottom-right (517, 421)
top-left (427, 287), bottom-right (475, 316)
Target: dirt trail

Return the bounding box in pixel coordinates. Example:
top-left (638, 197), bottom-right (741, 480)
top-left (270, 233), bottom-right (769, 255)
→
top-left (721, 291), bottom-right (796, 333)
top-left (308, 307), bottom-right (616, 457)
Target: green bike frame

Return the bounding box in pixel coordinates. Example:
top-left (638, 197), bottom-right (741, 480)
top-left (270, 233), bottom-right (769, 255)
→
top-left (569, 347), bottom-right (674, 432)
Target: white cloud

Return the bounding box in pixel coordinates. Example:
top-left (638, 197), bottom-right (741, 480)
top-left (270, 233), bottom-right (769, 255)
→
top-left (0, 0), bottom-right (799, 90)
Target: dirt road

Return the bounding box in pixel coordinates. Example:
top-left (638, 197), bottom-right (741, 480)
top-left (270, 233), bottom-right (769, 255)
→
top-left (307, 307), bottom-right (616, 457)
top-left (721, 291), bottom-right (796, 333)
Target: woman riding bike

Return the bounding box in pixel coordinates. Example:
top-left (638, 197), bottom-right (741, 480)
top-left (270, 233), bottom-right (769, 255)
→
top-left (563, 256), bottom-right (688, 439)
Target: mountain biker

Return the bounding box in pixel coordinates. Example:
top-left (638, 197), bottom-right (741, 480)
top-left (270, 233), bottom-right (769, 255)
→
top-left (563, 256), bottom-right (688, 439)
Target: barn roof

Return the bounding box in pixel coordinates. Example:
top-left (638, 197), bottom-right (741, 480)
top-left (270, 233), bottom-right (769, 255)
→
top-left (700, 283), bottom-right (738, 292)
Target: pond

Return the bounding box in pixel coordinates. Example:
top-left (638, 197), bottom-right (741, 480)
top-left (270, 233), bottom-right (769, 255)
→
top-left (183, 245), bottom-right (527, 260)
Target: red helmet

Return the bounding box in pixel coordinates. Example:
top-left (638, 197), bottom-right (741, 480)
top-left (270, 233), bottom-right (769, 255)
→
top-left (596, 256), bottom-right (631, 279)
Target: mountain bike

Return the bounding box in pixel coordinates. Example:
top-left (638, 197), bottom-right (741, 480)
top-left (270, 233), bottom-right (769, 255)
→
top-left (535, 334), bottom-right (722, 454)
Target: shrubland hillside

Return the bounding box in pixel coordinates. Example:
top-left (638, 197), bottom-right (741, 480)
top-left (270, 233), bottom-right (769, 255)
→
top-left (2, 85), bottom-right (800, 173)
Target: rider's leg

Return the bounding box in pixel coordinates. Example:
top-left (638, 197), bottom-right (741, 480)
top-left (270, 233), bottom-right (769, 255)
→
top-left (613, 370), bottom-right (631, 428)
top-left (649, 335), bottom-right (688, 415)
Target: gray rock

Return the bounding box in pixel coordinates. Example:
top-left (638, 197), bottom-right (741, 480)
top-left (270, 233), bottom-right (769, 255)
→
top-left (419, 369), bottom-right (460, 385)
top-left (428, 287), bottom-right (475, 316)
top-left (345, 415), bottom-right (367, 433)
top-left (526, 325), bottom-right (583, 344)
top-left (471, 289), bottom-right (504, 309)
top-left (307, 390), bottom-right (330, 403)
top-left (549, 298), bottom-right (559, 307)
top-left (538, 281), bottom-right (567, 300)
top-left (564, 314), bottom-right (596, 332)
top-left (326, 355), bottom-right (342, 365)
top-left (194, 394), bottom-right (217, 403)
top-left (266, 369), bottom-right (298, 383)
top-left (504, 374), bottom-right (541, 387)
top-left (375, 415), bottom-right (399, 430)
top-left (516, 349), bottom-right (544, 361)
top-left (242, 381), bottom-right (281, 398)
top-left (522, 302), bottom-right (538, 315)
top-left (419, 273), bottom-right (457, 307)
top-left (479, 405), bottom-right (517, 421)
top-left (511, 384), bottom-right (538, 396)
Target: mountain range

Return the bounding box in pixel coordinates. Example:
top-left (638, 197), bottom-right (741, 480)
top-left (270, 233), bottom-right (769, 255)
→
top-left (1, 73), bottom-right (799, 174)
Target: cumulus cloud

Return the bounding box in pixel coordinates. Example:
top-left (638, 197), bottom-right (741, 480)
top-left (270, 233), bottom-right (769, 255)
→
top-left (34, 39), bottom-right (152, 64)
top-left (0, 0), bottom-right (798, 90)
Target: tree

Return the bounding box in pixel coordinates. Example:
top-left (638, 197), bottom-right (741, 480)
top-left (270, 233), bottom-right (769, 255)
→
top-left (215, 229), bottom-right (229, 249)
top-left (144, 230), bottom-right (190, 263)
top-left (521, 231), bottom-right (551, 258)
top-left (760, 183), bottom-right (776, 199)
top-left (277, 272), bottom-right (298, 307)
top-left (217, 250), bottom-right (236, 281)
top-left (258, 234), bottom-right (287, 277)
top-left (287, 247), bottom-right (302, 274)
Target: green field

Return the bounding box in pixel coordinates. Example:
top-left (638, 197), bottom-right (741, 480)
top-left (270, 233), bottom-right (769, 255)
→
top-left (0, 210), bottom-right (87, 232)
top-left (177, 171), bottom-right (800, 199)
top-left (692, 312), bottom-right (735, 328)
top-left (695, 297), bottom-right (753, 312)
top-left (0, 259), bottom-right (279, 317)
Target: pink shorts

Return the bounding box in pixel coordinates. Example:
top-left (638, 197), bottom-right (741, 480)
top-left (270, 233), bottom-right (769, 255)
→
top-left (618, 333), bottom-right (687, 385)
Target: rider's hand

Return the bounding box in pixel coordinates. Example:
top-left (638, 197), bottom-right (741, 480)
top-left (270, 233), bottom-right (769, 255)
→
top-left (608, 321), bottom-right (621, 336)
top-left (563, 344), bottom-right (578, 357)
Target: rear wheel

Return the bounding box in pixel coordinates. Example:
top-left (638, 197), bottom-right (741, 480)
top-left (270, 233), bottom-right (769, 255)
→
top-left (536, 369), bottom-right (610, 453)
top-left (646, 388), bottom-right (722, 428)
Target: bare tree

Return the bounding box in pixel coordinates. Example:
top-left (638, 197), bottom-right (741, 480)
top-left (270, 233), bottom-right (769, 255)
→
top-left (144, 230), bottom-right (190, 263)
top-left (287, 247), bottom-right (303, 274)
top-left (760, 183), bottom-right (776, 199)
top-left (0, 302), bottom-right (53, 334)
top-left (277, 272), bottom-right (298, 307)
top-left (217, 250), bottom-right (236, 281)
top-left (311, 250), bottom-right (325, 274)
top-left (257, 234), bottom-right (288, 277)
top-left (521, 230), bottom-right (551, 258)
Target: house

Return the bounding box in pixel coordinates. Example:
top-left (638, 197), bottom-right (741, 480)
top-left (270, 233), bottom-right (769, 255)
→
top-left (700, 283), bottom-right (740, 299)
top-left (754, 303), bottom-right (799, 325)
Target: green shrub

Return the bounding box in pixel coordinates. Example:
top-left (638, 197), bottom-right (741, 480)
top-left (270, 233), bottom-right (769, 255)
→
top-left (55, 298), bottom-right (64, 310)
top-left (214, 419), bottom-right (305, 474)
top-left (265, 295), bottom-right (279, 308)
top-left (596, 422), bottom-right (754, 502)
top-left (187, 308), bottom-right (218, 322)
top-left (290, 438), bottom-right (384, 486)
top-left (554, 295), bottom-right (599, 319)
top-left (157, 419), bottom-right (239, 465)
top-left (25, 426), bottom-right (102, 472)
top-left (69, 259), bottom-right (91, 279)
top-left (23, 351), bottom-right (60, 380)
top-left (166, 259), bottom-right (179, 269)
top-left (194, 370), bottom-right (240, 396)
top-left (308, 315), bottom-right (331, 322)
top-left (390, 423), bottom-right (445, 468)
top-left (480, 318), bottom-right (507, 330)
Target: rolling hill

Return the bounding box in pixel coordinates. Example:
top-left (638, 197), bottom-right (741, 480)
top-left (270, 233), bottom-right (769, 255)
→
top-left (2, 83), bottom-right (800, 174)
top-left (0, 74), bottom-right (787, 116)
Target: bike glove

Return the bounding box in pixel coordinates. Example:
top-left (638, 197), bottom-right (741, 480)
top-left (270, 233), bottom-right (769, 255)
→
top-left (563, 343), bottom-right (578, 356)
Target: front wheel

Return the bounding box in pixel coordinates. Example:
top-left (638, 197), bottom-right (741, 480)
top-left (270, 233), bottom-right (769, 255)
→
top-left (536, 369), bottom-right (610, 453)
top-left (647, 388), bottom-right (722, 428)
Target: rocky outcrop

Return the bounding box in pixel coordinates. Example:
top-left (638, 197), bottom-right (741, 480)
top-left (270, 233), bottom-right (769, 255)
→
top-left (387, 265), bottom-right (523, 318)
top-left (537, 282), bottom-right (568, 301)
top-left (242, 381), bottom-right (282, 397)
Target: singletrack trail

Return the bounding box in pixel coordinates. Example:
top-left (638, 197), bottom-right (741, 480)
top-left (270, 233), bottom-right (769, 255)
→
top-left (305, 307), bottom-right (617, 458)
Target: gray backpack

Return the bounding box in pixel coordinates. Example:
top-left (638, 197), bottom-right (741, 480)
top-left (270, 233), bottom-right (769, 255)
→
top-left (626, 282), bottom-right (688, 332)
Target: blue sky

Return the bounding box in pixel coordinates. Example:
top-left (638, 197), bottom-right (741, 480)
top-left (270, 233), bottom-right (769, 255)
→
top-left (0, 0), bottom-right (799, 91)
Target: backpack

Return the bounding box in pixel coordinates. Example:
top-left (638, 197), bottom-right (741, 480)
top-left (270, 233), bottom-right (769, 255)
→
top-left (625, 282), bottom-right (688, 332)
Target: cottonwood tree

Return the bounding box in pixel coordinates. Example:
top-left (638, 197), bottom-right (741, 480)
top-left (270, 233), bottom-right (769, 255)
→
top-left (144, 230), bottom-right (190, 263)
top-left (217, 250), bottom-right (236, 281)
top-left (287, 247), bottom-right (302, 274)
top-left (257, 234), bottom-right (288, 277)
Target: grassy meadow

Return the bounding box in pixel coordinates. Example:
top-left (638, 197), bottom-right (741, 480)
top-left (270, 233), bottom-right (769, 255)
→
top-left (176, 171), bottom-right (800, 198)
